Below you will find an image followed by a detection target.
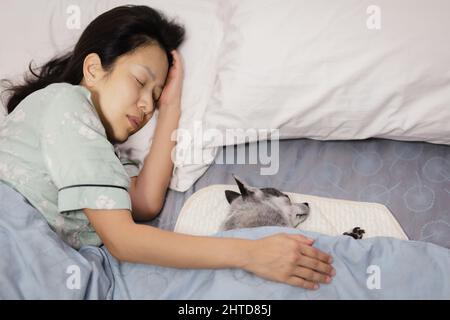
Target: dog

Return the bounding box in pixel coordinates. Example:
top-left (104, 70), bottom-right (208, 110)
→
top-left (220, 175), bottom-right (365, 240)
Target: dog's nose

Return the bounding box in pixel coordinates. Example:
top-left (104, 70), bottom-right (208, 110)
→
top-left (302, 202), bottom-right (309, 208)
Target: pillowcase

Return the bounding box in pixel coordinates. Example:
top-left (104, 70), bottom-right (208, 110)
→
top-left (204, 0), bottom-right (450, 146)
top-left (129, 0), bottom-right (450, 191)
top-left (0, 0), bottom-right (225, 191)
top-left (196, 0), bottom-right (450, 176)
top-left (166, 0), bottom-right (450, 191)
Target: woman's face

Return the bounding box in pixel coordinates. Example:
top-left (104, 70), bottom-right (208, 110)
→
top-left (80, 43), bottom-right (169, 143)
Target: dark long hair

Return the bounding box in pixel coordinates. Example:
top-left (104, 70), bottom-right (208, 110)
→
top-left (1, 5), bottom-right (185, 114)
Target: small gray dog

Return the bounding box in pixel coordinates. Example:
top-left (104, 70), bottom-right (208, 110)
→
top-left (221, 175), bottom-right (365, 239)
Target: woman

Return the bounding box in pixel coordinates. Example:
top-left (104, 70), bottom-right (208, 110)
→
top-left (0, 5), bottom-right (335, 291)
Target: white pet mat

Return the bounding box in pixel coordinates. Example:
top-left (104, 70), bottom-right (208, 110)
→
top-left (174, 185), bottom-right (409, 240)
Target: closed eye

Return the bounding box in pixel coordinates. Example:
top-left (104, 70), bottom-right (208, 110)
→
top-left (135, 76), bottom-right (161, 106)
top-left (135, 77), bottom-right (145, 87)
top-left (283, 195), bottom-right (291, 204)
top-left (135, 77), bottom-right (157, 104)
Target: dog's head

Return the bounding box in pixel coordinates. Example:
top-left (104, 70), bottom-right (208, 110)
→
top-left (224, 174), bottom-right (310, 227)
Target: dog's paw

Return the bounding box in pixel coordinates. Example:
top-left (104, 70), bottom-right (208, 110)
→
top-left (343, 227), bottom-right (365, 240)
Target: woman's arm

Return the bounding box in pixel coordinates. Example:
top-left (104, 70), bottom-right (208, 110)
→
top-left (85, 208), bottom-right (250, 269)
top-left (129, 105), bottom-right (180, 222)
top-left (84, 208), bottom-right (335, 289)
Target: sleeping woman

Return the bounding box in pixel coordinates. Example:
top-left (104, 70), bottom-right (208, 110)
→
top-left (0, 5), bottom-right (335, 291)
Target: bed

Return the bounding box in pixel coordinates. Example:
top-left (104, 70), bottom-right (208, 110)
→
top-left (1, 0), bottom-right (450, 299)
top-left (154, 138), bottom-right (450, 250)
top-left (1, 138), bottom-right (450, 300)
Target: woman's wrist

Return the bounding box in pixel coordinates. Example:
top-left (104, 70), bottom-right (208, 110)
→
top-left (229, 238), bottom-right (254, 270)
top-left (158, 102), bottom-right (181, 117)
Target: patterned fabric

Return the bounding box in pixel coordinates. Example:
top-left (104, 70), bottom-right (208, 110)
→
top-left (156, 139), bottom-right (450, 249)
top-left (1, 181), bottom-right (449, 300)
top-left (0, 82), bottom-right (140, 249)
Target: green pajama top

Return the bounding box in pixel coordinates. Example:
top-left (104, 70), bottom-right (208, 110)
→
top-left (0, 82), bottom-right (140, 249)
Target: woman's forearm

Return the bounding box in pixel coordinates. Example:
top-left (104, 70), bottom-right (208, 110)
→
top-left (117, 222), bottom-right (252, 270)
top-left (133, 104), bottom-right (181, 219)
top-left (87, 208), bottom-right (335, 290)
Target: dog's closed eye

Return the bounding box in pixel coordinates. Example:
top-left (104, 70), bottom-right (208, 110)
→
top-left (282, 194), bottom-right (291, 203)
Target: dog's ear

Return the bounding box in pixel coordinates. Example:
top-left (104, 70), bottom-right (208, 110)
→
top-left (225, 190), bottom-right (241, 204)
top-left (232, 174), bottom-right (253, 199)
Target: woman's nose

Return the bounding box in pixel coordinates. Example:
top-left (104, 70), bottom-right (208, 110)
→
top-left (140, 106), bottom-right (151, 117)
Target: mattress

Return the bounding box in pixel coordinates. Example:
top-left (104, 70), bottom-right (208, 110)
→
top-left (151, 138), bottom-right (450, 249)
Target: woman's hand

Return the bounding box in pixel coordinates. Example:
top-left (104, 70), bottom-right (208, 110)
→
top-left (157, 50), bottom-right (184, 112)
top-left (242, 233), bottom-right (336, 290)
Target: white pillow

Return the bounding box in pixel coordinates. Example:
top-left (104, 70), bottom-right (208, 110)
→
top-left (0, 0), bottom-right (224, 191)
top-left (171, 0), bottom-right (450, 191)
top-left (205, 0), bottom-right (450, 145)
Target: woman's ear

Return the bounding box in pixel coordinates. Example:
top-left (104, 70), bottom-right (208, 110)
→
top-left (83, 53), bottom-right (106, 85)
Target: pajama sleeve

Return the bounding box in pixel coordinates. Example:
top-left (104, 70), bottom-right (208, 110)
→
top-left (114, 146), bottom-right (141, 178)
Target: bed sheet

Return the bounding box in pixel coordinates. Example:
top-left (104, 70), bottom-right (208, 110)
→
top-left (154, 138), bottom-right (450, 249)
top-left (1, 180), bottom-right (449, 300)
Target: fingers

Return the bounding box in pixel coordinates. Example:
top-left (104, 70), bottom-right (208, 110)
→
top-left (299, 243), bottom-right (333, 264)
top-left (293, 266), bottom-right (331, 285)
top-left (262, 233), bottom-right (336, 290)
top-left (284, 233), bottom-right (334, 269)
top-left (286, 234), bottom-right (314, 245)
top-left (169, 50), bottom-right (184, 75)
top-left (286, 254), bottom-right (335, 290)
top-left (287, 276), bottom-right (319, 290)
top-left (171, 50), bottom-right (181, 65)
top-left (287, 234), bottom-right (336, 287)
top-left (171, 50), bottom-right (178, 62)
top-left (297, 254), bottom-right (335, 278)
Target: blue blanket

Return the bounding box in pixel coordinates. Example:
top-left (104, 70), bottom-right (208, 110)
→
top-left (1, 181), bottom-right (449, 299)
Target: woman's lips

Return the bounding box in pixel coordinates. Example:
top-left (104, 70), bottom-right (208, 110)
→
top-left (127, 115), bottom-right (140, 129)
